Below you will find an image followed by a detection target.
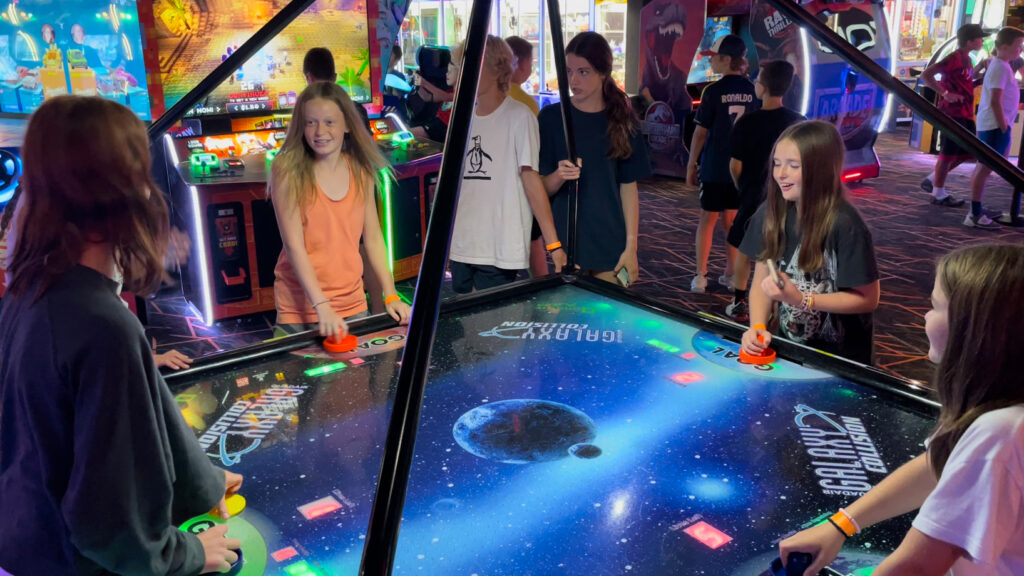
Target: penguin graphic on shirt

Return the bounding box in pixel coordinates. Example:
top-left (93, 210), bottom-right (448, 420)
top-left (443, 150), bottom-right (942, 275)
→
top-left (465, 135), bottom-right (493, 178)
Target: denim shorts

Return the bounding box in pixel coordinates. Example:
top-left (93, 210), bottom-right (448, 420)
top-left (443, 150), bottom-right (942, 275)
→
top-left (978, 127), bottom-right (1011, 156)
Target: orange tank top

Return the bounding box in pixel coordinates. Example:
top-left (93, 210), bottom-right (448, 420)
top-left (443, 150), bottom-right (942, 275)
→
top-left (274, 166), bottom-right (367, 324)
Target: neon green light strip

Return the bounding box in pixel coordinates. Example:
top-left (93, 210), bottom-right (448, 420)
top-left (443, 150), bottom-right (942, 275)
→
top-left (380, 169), bottom-right (394, 273)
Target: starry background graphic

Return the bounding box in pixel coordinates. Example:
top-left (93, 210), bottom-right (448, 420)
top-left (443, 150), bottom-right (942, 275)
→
top-left (172, 284), bottom-right (935, 575)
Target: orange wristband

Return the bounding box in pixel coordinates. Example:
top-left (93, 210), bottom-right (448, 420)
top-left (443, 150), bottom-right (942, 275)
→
top-left (829, 510), bottom-right (858, 538)
top-left (546, 241), bottom-right (563, 252)
top-left (384, 294), bottom-right (401, 305)
top-left (752, 323), bottom-right (767, 331)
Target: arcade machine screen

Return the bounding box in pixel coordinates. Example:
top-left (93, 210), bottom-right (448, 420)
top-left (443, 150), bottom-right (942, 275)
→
top-left (168, 282), bottom-right (936, 575)
top-left (157, 0), bottom-right (372, 118)
top-left (688, 17), bottom-right (732, 84)
top-left (0, 0), bottom-right (152, 119)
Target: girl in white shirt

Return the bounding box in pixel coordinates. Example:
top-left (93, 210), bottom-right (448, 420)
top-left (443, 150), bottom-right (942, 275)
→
top-left (778, 243), bottom-right (1024, 576)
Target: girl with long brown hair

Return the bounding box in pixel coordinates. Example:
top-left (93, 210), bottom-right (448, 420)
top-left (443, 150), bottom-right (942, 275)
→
top-left (0, 96), bottom-right (241, 574)
top-left (778, 243), bottom-right (1024, 575)
top-left (271, 81), bottom-right (411, 338)
top-left (539, 31), bottom-right (651, 285)
top-left (738, 120), bottom-right (879, 364)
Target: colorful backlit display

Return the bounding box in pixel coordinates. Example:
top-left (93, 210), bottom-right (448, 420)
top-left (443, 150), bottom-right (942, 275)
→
top-left (155, 0), bottom-right (372, 117)
top-left (171, 284), bottom-right (936, 574)
top-left (0, 0), bottom-right (151, 118)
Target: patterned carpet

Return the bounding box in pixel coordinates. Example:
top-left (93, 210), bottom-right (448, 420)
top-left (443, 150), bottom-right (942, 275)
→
top-left (148, 126), bottom-right (1024, 384)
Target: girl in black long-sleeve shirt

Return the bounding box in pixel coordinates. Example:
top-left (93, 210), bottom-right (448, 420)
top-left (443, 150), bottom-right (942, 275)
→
top-left (0, 96), bottom-right (240, 575)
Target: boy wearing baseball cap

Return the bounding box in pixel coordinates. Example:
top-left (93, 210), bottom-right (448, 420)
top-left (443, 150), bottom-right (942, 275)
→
top-left (919, 23), bottom-right (988, 206)
top-left (686, 34), bottom-right (758, 294)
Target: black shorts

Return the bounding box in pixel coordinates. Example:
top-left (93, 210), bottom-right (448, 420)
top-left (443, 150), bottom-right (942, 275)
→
top-left (530, 217), bottom-right (542, 241)
top-left (938, 118), bottom-right (976, 159)
top-left (450, 261), bottom-right (521, 294)
top-left (699, 181), bottom-right (741, 212)
top-left (727, 200), bottom-right (760, 248)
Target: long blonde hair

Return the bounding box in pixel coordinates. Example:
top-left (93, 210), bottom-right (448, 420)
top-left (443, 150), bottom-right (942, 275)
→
top-left (761, 121), bottom-right (847, 273)
top-left (271, 82), bottom-right (391, 209)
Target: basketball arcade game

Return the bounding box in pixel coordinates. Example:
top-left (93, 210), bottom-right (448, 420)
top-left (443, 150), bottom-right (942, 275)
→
top-left (149, 0), bottom-right (443, 325)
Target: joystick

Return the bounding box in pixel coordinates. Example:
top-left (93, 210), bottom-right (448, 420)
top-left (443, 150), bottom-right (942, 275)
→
top-left (739, 323), bottom-right (776, 365)
top-left (324, 333), bottom-right (359, 353)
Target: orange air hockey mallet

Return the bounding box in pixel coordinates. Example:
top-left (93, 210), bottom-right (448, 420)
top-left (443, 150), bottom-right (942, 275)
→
top-left (739, 323), bottom-right (776, 365)
top-left (324, 333), bottom-right (359, 353)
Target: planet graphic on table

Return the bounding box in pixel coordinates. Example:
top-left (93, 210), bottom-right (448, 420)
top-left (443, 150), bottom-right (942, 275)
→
top-left (453, 399), bottom-right (600, 463)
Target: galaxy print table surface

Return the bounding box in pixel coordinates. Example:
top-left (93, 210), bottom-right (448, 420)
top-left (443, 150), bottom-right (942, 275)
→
top-left (167, 282), bottom-right (936, 576)
top-left (169, 327), bottom-right (408, 576)
top-left (374, 284), bottom-right (935, 576)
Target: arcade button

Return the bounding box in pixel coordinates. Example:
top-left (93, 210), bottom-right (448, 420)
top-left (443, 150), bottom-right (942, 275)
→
top-left (739, 323), bottom-right (776, 365)
top-left (324, 333), bottom-right (359, 353)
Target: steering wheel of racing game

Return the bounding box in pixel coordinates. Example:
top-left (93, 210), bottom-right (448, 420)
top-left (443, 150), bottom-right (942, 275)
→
top-left (0, 149), bottom-right (22, 205)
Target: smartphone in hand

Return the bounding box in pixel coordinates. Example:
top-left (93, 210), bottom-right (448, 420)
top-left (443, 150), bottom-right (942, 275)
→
top-left (616, 267), bottom-right (631, 288)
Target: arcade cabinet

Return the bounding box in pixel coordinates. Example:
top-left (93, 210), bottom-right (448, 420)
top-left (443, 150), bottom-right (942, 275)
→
top-left (801, 0), bottom-right (892, 182)
top-left (150, 1), bottom-right (443, 325)
top-left (746, 0), bottom-right (891, 182)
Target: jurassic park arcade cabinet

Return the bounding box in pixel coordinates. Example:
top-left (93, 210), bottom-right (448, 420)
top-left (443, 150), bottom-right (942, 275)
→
top-left (638, 0), bottom-right (708, 177)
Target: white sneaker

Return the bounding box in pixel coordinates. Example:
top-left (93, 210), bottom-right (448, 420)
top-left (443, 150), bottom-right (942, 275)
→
top-left (963, 212), bottom-right (1000, 230)
top-left (690, 275), bottom-right (708, 293)
top-left (718, 274), bottom-right (735, 291)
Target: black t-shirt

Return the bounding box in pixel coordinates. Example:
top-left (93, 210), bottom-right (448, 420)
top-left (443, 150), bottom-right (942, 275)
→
top-left (730, 107), bottom-right (805, 207)
top-left (539, 103), bottom-right (652, 271)
top-left (695, 74), bottom-right (758, 184)
top-left (738, 202), bottom-right (878, 364)
top-left (0, 266), bottom-right (224, 576)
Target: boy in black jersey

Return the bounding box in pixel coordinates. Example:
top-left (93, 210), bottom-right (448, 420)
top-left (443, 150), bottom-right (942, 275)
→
top-left (686, 34), bottom-right (758, 294)
top-left (725, 60), bottom-right (804, 321)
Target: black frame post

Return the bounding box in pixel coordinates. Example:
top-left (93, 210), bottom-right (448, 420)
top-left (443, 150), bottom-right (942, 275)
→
top-left (357, 0), bottom-right (492, 573)
top-left (545, 0), bottom-right (580, 270)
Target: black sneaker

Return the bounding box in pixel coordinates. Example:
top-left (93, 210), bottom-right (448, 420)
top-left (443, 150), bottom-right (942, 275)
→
top-left (931, 194), bottom-right (965, 207)
top-left (726, 299), bottom-right (749, 323)
top-left (920, 178), bottom-right (933, 194)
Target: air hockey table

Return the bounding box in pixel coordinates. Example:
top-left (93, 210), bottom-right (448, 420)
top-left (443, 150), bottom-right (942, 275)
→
top-left (165, 276), bottom-right (938, 576)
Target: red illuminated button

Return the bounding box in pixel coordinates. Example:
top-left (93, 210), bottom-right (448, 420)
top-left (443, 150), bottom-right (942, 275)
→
top-left (298, 495), bottom-right (343, 520)
top-left (671, 372), bottom-right (704, 385)
top-left (271, 547), bottom-right (299, 562)
top-left (683, 521), bottom-right (733, 549)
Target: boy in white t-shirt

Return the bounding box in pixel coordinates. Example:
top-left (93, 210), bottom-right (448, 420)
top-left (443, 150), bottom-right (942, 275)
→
top-left (449, 36), bottom-right (566, 293)
top-left (966, 27), bottom-right (1024, 230)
